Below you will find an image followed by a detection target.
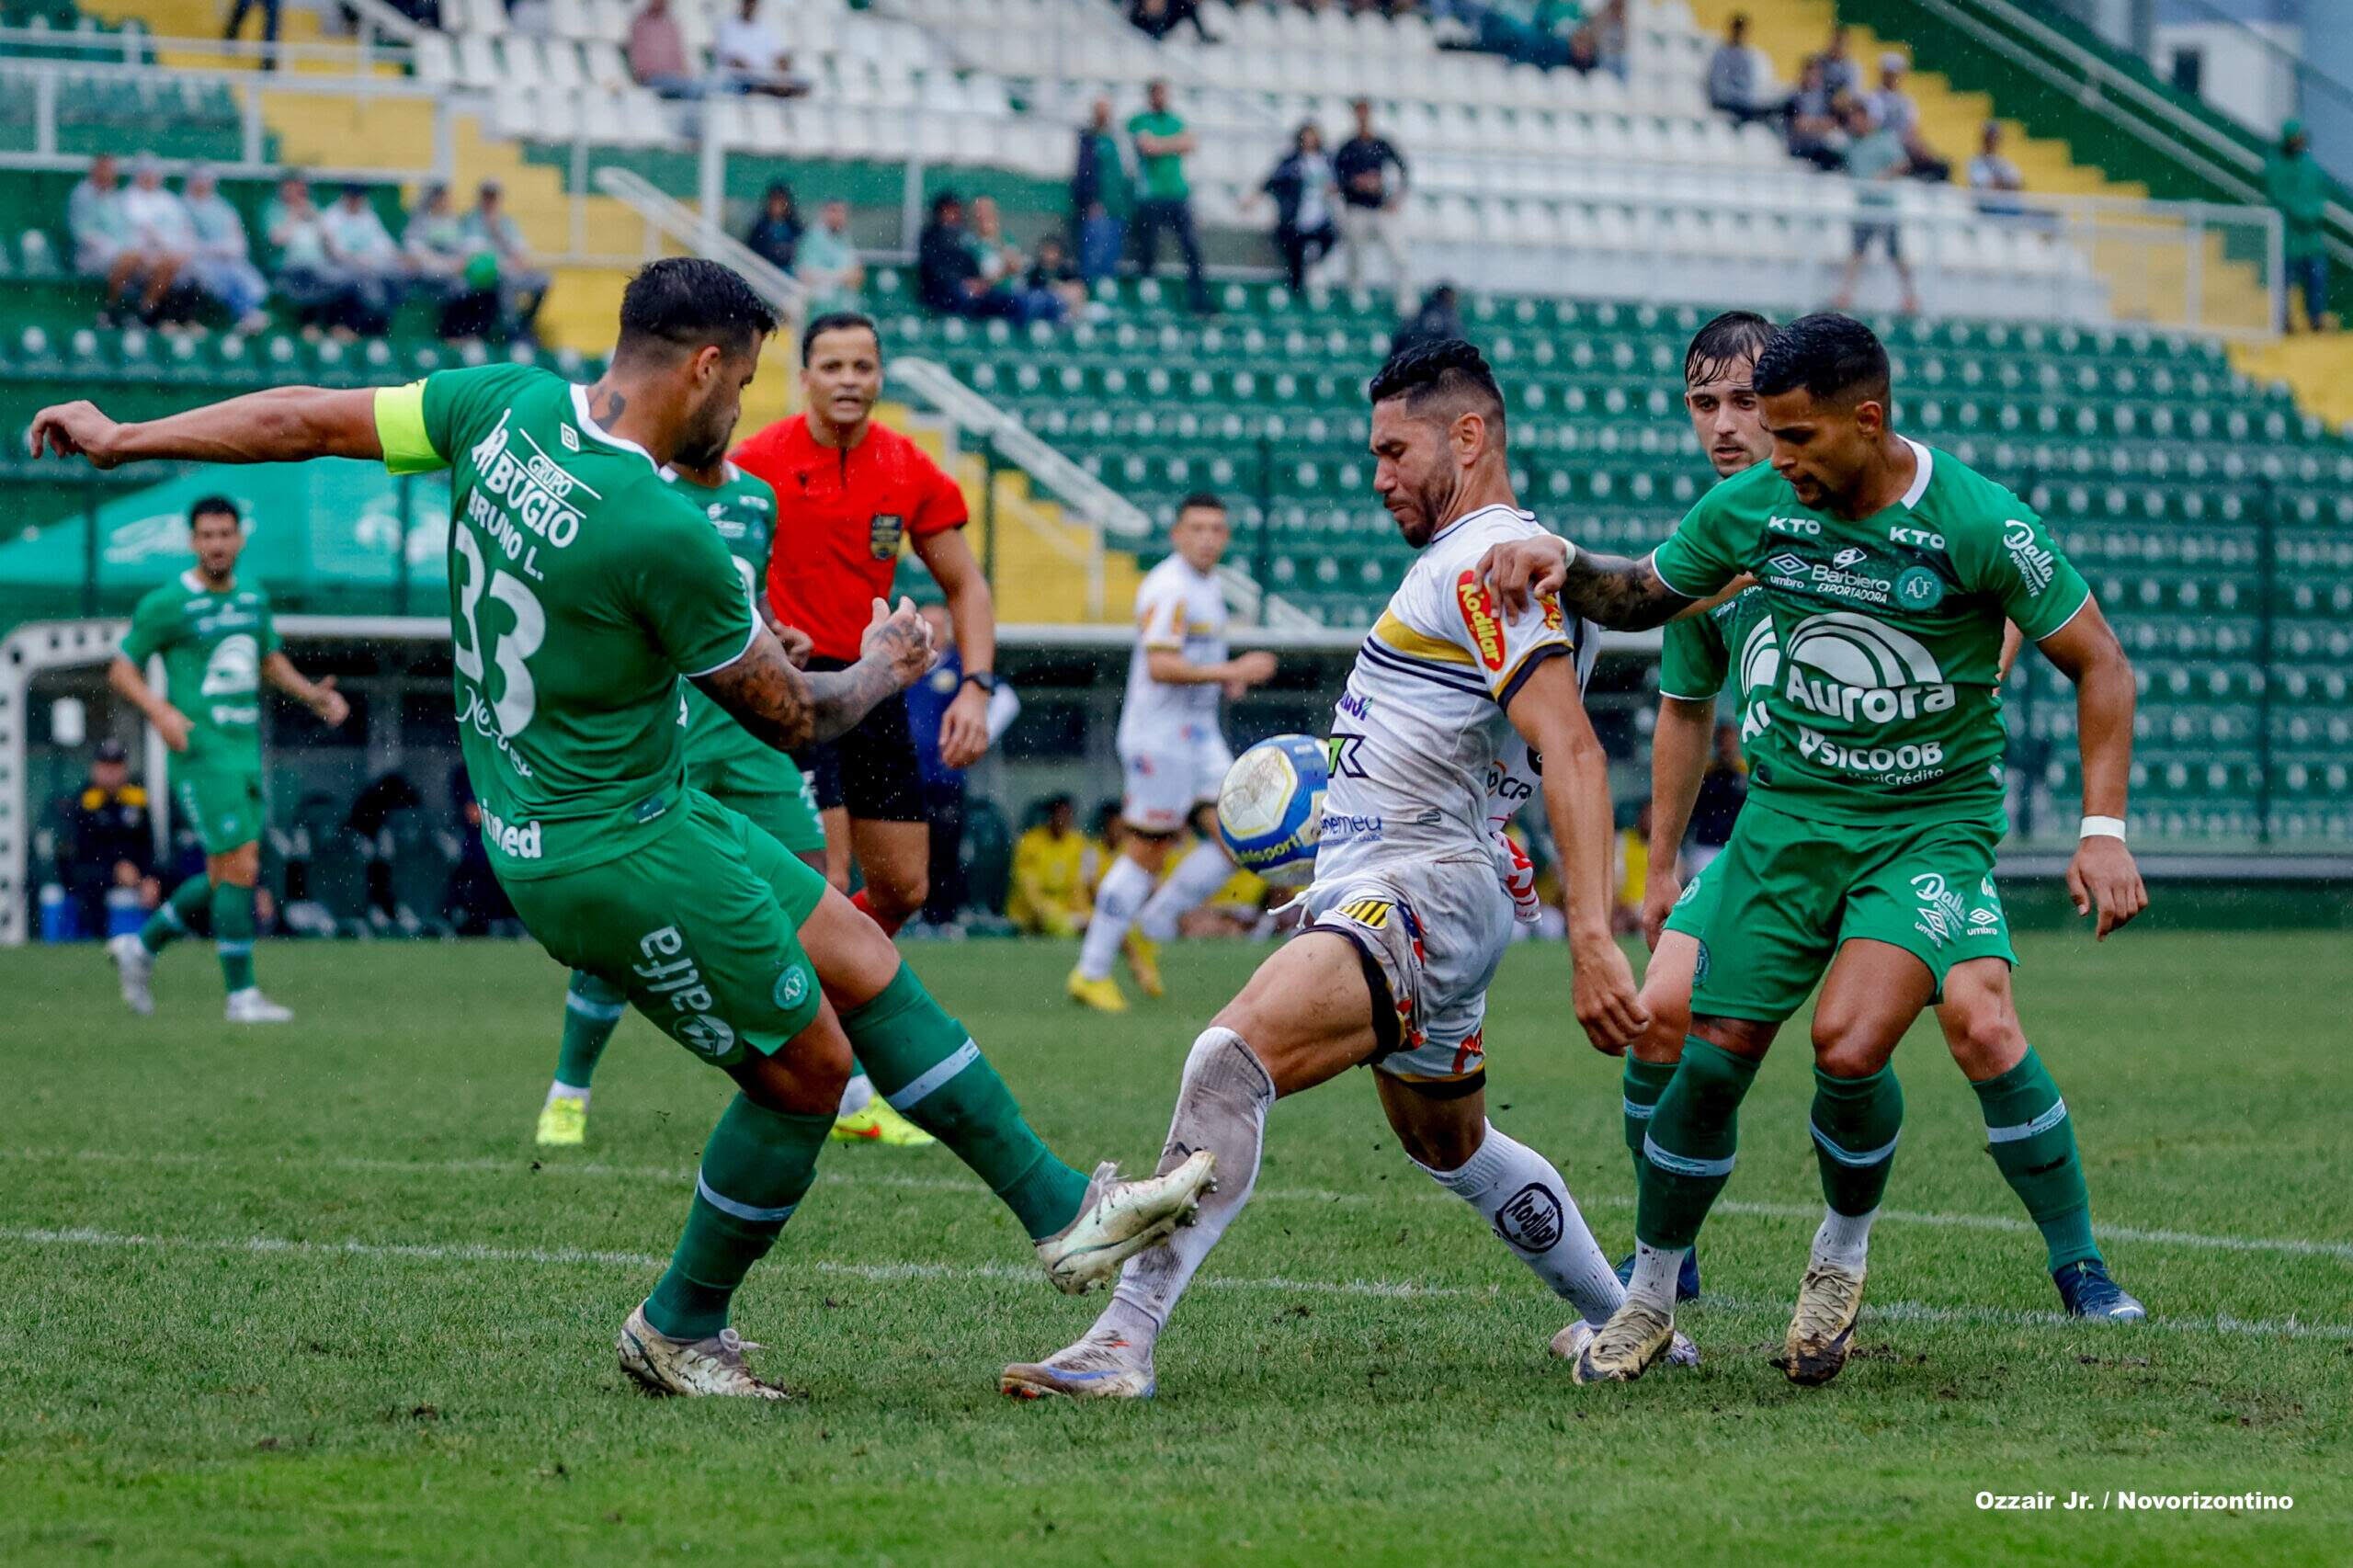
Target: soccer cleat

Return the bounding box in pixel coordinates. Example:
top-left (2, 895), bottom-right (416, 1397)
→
top-left (1614, 1247), bottom-right (1702, 1302)
top-left (1124, 933), bottom-right (1165, 999)
top-left (223, 988), bottom-right (292, 1025)
top-left (1780, 1260), bottom-right (1868, 1386)
top-left (1000, 1327), bottom-right (1156, 1401)
top-left (1065, 967), bottom-right (1129, 1014)
top-left (830, 1100), bottom-right (938, 1147)
top-left (107, 934), bottom-right (154, 1017)
top-left (1034, 1151), bottom-right (1217, 1295)
top-left (1569, 1296), bottom-right (1679, 1384)
top-left (1552, 1319), bottom-right (1701, 1369)
top-left (536, 1095), bottom-right (587, 1147)
top-left (2053, 1259), bottom-right (2146, 1322)
top-left (615, 1302), bottom-right (797, 1400)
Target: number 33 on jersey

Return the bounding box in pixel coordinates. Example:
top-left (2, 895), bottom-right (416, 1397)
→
top-left (374, 365), bottom-right (759, 880)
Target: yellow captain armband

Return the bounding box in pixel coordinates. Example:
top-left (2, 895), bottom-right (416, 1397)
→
top-left (374, 381), bottom-right (446, 476)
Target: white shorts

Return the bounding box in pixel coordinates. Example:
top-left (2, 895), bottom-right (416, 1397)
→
top-left (1119, 727), bottom-right (1234, 835)
top-left (1296, 851), bottom-right (1513, 1084)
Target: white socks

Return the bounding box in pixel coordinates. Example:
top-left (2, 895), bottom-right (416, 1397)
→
top-left (1099, 1027), bottom-right (1276, 1349)
top-left (1076, 855), bottom-right (1154, 981)
top-left (1811, 1206), bottom-right (1878, 1273)
top-left (1627, 1243), bottom-right (1689, 1313)
top-left (544, 1082), bottom-right (588, 1108)
top-left (837, 1072), bottom-right (876, 1119)
top-left (1137, 844), bottom-right (1236, 943)
top-left (1415, 1122), bottom-right (1624, 1328)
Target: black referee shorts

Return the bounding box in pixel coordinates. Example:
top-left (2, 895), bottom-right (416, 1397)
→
top-left (794, 656), bottom-right (926, 823)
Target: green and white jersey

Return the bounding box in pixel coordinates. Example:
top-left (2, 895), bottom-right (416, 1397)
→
top-left (373, 364), bottom-right (756, 881)
top-left (119, 570), bottom-right (279, 773)
top-left (667, 461), bottom-right (779, 768)
top-left (1657, 585), bottom-right (1775, 745)
top-left (1650, 437), bottom-right (2088, 828)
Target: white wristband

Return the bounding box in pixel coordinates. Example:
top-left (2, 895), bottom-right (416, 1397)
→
top-left (2079, 815), bottom-right (2127, 842)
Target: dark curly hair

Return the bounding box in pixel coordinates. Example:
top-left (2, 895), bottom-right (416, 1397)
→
top-left (1367, 336), bottom-right (1506, 440)
top-left (1752, 312), bottom-right (1890, 407)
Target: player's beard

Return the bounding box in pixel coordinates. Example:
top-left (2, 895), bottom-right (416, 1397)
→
top-left (674, 395), bottom-right (736, 473)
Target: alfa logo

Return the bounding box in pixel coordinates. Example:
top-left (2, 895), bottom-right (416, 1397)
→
top-left (1768, 551), bottom-right (1808, 577)
top-left (1453, 571), bottom-right (1506, 671)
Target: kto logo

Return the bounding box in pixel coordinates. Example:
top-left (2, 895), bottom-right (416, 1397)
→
top-left (1767, 516), bottom-right (1822, 535)
top-left (1454, 570), bottom-right (1506, 671)
top-left (1888, 525), bottom-right (1946, 549)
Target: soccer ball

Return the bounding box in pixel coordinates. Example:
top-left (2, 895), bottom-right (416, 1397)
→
top-left (1215, 733), bottom-right (1328, 888)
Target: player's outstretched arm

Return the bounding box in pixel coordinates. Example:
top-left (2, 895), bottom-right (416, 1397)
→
top-left (2034, 595), bottom-right (2147, 940)
top-left (1505, 655), bottom-right (1648, 1052)
top-left (1477, 535), bottom-right (1693, 631)
top-left (1642, 696), bottom-right (1715, 950)
top-left (696, 596), bottom-right (935, 753)
top-left (28, 387), bottom-right (384, 471)
top-left (262, 653), bottom-right (349, 728)
top-left (106, 655), bottom-right (190, 754)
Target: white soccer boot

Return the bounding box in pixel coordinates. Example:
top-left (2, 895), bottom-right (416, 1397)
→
top-left (1034, 1151), bottom-right (1217, 1295)
top-left (1552, 1319), bottom-right (1701, 1369)
top-left (1779, 1259), bottom-right (1867, 1387)
top-left (1001, 1324), bottom-right (1156, 1401)
top-left (107, 934), bottom-right (154, 1016)
top-left (224, 988), bottom-right (293, 1024)
top-left (1568, 1295), bottom-right (1679, 1384)
top-left (616, 1302), bottom-right (797, 1400)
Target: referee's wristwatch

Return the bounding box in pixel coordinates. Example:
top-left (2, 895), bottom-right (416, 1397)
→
top-left (960, 671), bottom-right (1002, 695)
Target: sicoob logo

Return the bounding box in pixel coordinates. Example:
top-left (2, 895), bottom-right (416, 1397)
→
top-left (1455, 570), bottom-right (1506, 671)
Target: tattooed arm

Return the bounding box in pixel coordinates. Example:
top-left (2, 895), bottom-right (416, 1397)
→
top-left (696, 597), bottom-right (936, 751)
top-left (1476, 535), bottom-right (1695, 631)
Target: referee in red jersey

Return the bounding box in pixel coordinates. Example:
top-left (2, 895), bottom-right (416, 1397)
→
top-left (733, 312), bottom-right (999, 933)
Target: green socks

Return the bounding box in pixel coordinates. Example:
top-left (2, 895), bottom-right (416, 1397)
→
top-left (645, 1093), bottom-right (832, 1340)
top-left (139, 874), bottom-right (214, 954)
top-left (1972, 1046), bottom-right (2101, 1271)
top-left (1811, 1063), bottom-right (1904, 1218)
top-left (557, 971), bottom-right (629, 1091)
top-left (840, 963), bottom-right (1090, 1241)
top-left (211, 881), bottom-right (256, 993)
top-left (1621, 1056), bottom-right (1677, 1184)
top-left (1635, 1039), bottom-right (1759, 1251)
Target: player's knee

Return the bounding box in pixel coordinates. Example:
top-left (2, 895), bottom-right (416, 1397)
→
top-left (1636, 988), bottom-right (1690, 1062)
top-left (1810, 1017), bottom-right (1896, 1080)
top-left (1942, 999), bottom-right (2025, 1076)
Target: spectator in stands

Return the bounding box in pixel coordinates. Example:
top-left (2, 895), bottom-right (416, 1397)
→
top-left (2266, 119), bottom-right (2334, 334)
top-left (1869, 52), bottom-right (1949, 182)
top-left (1390, 280), bottom-right (1462, 357)
top-left (918, 190), bottom-right (1010, 320)
top-left (795, 197), bottom-right (864, 314)
top-left (969, 194), bottom-right (1067, 325)
top-left (49, 739), bottom-right (156, 941)
top-left (1439, 0), bottom-right (1583, 72)
top-left (744, 181), bottom-right (801, 273)
top-left (222, 0), bottom-right (279, 70)
top-left (1965, 119), bottom-right (2027, 218)
top-left (119, 155), bottom-right (199, 326)
top-left (1815, 22), bottom-right (1859, 97)
top-left (459, 181), bottom-right (549, 341)
top-left (626, 0), bottom-right (701, 98)
top-left (72, 153), bottom-right (176, 327)
top-left (1072, 96), bottom-right (1129, 285)
top-left (1706, 13), bottom-right (1784, 128)
top-left (714, 0), bottom-right (811, 97)
top-left (1127, 0), bottom-right (1217, 43)
top-left (263, 173), bottom-right (353, 336)
top-left (1251, 121), bottom-right (1339, 292)
top-left (1128, 78), bottom-right (1212, 314)
top-left (179, 165), bottom-right (270, 335)
top-left (1334, 97), bottom-right (1410, 306)
top-left (1833, 98), bottom-right (1919, 315)
top-left (1586, 0), bottom-right (1628, 81)
top-left (1783, 55), bottom-right (1847, 171)
top-left (1007, 794), bottom-right (1089, 937)
top-left (1025, 232), bottom-right (1089, 320)
top-left (321, 182), bottom-right (404, 335)
top-left (402, 183), bottom-right (483, 341)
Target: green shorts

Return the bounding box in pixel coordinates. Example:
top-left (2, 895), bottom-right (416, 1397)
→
top-left (172, 766), bottom-right (266, 854)
top-left (1660, 849), bottom-right (1722, 942)
top-left (688, 747), bottom-right (827, 857)
top-left (502, 790), bottom-right (830, 1069)
top-left (1687, 798), bottom-right (2016, 1023)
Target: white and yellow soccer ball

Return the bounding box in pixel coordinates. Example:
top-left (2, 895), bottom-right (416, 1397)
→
top-left (1215, 733), bottom-right (1328, 888)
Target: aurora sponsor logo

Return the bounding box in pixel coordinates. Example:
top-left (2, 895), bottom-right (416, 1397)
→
top-left (1780, 613), bottom-right (1956, 725)
top-left (2003, 519), bottom-right (2055, 597)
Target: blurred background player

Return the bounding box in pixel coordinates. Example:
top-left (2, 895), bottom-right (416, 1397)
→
top-left (733, 312), bottom-right (1000, 935)
top-left (1068, 493), bottom-right (1277, 1012)
top-left (535, 449), bottom-right (932, 1150)
top-left (105, 494), bottom-right (348, 1023)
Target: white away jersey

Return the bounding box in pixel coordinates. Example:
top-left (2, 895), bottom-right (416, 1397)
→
top-left (1319, 506), bottom-right (1599, 880)
top-left (1118, 553), bottom-right (1231, 749)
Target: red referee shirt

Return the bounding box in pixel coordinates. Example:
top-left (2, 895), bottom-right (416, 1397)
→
top-left (733, 414), bottom-right (969, 662)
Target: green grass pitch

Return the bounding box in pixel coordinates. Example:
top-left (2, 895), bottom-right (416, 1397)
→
top-left (1, 932), bottom-right (2347, 1564)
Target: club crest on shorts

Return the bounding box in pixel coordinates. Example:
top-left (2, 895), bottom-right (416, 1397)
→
top-left (868, 512), bottom-right (905, 560)
top-left (775, 964), bottom-right (811, 1010)
top-left (1493, 1181), bottom-right (1565, 1254)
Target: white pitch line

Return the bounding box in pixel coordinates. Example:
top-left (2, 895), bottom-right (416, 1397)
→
top-left (4, 1145), bottom-right (2350, 1264)
top-left (0, 1224), bottom-right (2347, 1341)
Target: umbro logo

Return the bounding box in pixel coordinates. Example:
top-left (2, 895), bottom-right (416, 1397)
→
top-left (1768, 552), bottom-right (1807, 576)
top-left (559, 425), bottom-right (580, 451)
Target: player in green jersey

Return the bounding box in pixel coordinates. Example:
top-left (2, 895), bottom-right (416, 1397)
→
top-left (104, 494), bottom-right (349, 1024)
top-left (535, 456), bottom-right (934, 1151)
top-left (1481, 314), bottom-right (2148, 1385)
top-left (29, 257), bottom-right (1216, 1400)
